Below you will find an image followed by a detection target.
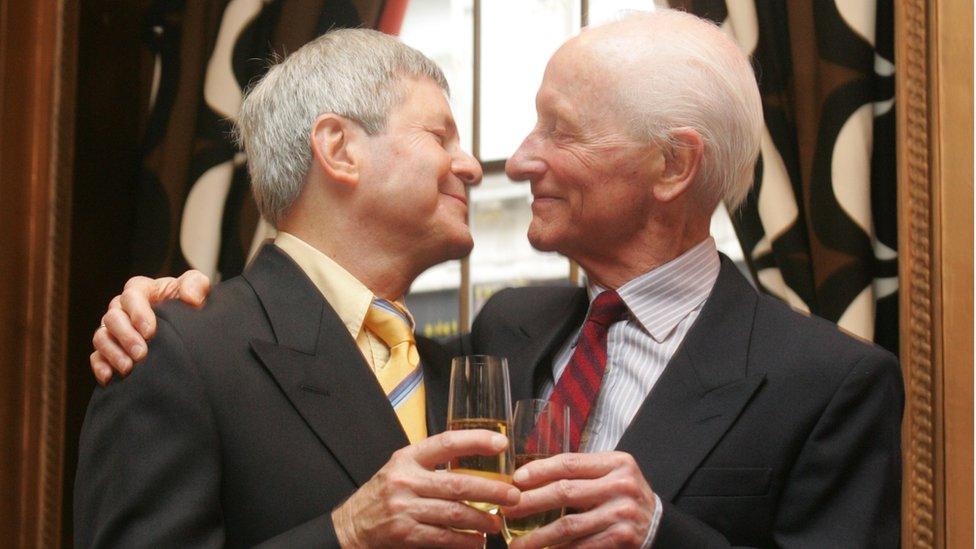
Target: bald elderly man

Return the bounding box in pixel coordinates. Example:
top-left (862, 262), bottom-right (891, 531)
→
top-left (91, 10), bottom-right (902, 548)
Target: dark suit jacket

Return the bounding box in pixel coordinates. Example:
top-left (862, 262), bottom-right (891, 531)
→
top-left (468, 255), bottom-right (903, 548)
top-left (74, 245), bottom-right (454, 548)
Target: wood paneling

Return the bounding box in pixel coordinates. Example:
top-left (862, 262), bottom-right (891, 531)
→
top-left (0, 0), bottom-right (74, 547)
top-left (933, 1), bottom-right (973, 547)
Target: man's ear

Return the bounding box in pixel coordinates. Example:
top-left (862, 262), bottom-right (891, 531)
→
top-left (652, 127), bottom-right (703, 203)
top-left (310, 114), bottom-right (364, 187)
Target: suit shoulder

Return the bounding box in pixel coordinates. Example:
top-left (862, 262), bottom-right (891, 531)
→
top-left (154, 275), bottom-right (262, 331)
top-left (153, 275), bottom-right (270, 361)
top-left (93, 305), bottom-right (210, 405)
top-left (479, 285), bottom-right (581, 320)
top-left (751, 291), bottom-right (898, 377)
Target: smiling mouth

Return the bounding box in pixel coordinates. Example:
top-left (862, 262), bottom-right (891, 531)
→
top-left (530, 196), bottom-right (563, 214)
top-left (443, 192), bottom-right (468, 207)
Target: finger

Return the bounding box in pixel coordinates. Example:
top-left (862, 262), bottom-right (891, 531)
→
top-left (513, 452), bottom-right (619, 489)
top-left (122, 275), bottom-right (176, 298)
top-left (414, 429), bottom-right (510, 469)
top-left (175, 270), bottom-right (211, 307)
top-left (90, 352), bottom-right (115, 386)
top-left (505, 475), bottom-right (642, 517)
top-left (564, 524), bottom-right (648, 549)
top-left (92, 323), bottom-right (133, 375)
top-left (508, 509), bottom-right (616, 549)
top-left (102, 308), bottom-right (147, 362)
top-left (413, 498), bottom-right (502, 533)
top-left (560, 508), bottom-right (649, 549)
top-left (414, 470), bottom-right (520, 508)
top-left (403, 523), bottom-right (489, 548)
top-left (120, 276), bottom-right (175, 339)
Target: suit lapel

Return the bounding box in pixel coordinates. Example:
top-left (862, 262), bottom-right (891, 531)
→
top-left (616, 257), bottom-right (765, 501)
top-left (508, 288), bottom-right (589, 402)
top-left (417, 336), bottom-right (452, 435)
top-left (244, 245), bottom-right (409, 487)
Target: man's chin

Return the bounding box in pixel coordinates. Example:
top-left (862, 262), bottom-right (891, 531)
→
top-left (526, 227), bottom-right (560, 253)
top-left (442, 234), bottom-right (474, 260)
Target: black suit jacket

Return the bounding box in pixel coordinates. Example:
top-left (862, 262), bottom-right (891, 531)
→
top-left (74, 245), bottom-right (454, 548)
top-left (468, 255), bottom-right (903, 548)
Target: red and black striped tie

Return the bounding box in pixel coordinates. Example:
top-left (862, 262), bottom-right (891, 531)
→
top-left (549, 290), bottom-right (628, 452)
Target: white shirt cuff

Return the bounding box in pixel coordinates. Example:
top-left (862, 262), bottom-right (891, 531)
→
top-left (641, 493), bottom-right (663, 548)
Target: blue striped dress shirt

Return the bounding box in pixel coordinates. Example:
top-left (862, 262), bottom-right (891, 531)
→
top-left (541, 237), bottom-right (721, 546)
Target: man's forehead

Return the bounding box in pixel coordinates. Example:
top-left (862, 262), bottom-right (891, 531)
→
top-left (536, 60), bottom-right (607, 125)
top-left (545, 39), bottom-right (617, 91)
top-left (536, 85), bottom-right (577, 120)
top-left (394, 77), bottom-right (455, 123)
top-left (423, 98), bottom-right (457, 129)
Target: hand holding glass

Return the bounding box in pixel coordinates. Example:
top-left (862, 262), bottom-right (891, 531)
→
top-left (447, 355), bottom-right (514, 514)
top-left (503, 398), bottom-right (570, 542)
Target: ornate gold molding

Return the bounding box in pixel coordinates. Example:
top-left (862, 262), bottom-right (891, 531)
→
top-left (896, 0), bottom-right (937, 547)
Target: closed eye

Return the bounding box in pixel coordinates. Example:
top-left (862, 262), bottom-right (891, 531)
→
top-left (552, 117), bottom-right (581, 139)
top-left (426, 127), bottom-right (449, 146)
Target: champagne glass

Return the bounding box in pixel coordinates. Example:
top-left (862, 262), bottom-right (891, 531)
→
top-left (502, 398), bottom-right (570, 543)
top-left (447, 355), bottom-right (514, 514)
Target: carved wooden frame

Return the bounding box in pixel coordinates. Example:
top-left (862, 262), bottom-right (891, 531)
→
top-left (896, 0), bottom-right (934, 544)
top-left (896, 0), bottom-right (941, 547)
top-left (897, 0), bottom-right (974, 544)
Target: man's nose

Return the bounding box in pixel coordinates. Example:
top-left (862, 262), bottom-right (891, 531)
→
top-left (453, 151), bottom-right (483, 186)
top-left (505, 136), bottom-right (546, 182)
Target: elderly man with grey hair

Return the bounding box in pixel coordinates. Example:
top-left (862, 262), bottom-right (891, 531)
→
top-left (75, 28), bottom-right (519, 548)
top-left (89, 9), bottom-right (902, 548)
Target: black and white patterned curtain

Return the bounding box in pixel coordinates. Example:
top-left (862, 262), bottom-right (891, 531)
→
top-left (131, 0), bottom-right (398, 282)
top-left (671, 0), bottom-right (898, 354)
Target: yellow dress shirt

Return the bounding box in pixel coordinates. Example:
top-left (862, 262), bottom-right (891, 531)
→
top-left (273, 231), bottom-right (413, 371)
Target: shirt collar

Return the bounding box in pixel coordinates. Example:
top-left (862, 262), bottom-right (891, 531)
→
top-left (588, 237), bottom-right (720, 343)
top-left (273, 232), bottom-right (414, 338)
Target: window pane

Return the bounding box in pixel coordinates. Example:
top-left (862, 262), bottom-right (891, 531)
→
top-left (469, 170), bottom-right (572, 318)
top-left (479, 0), bottom-right (581, 161)
top-left (400, 0), bottom-right (474, 338)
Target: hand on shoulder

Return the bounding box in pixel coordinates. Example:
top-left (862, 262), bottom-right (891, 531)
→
top-left (90, 270), bottom-right (211, 385)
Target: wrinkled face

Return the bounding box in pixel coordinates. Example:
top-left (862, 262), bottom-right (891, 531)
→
top-left (505, 42), bottom-right (659, 265)
top-left (361, 77), bottom-right (482, 268)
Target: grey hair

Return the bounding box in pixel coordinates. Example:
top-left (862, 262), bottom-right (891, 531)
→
top-left (234, 28), bottom-right (449, 226)
top-left (593, 10), bottom-right (764, 212)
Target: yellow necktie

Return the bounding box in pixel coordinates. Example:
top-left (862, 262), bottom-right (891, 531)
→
top-left (364, 298), bottom-right (427, 444)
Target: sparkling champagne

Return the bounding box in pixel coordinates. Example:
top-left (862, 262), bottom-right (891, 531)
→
top-left (503, 508), bottom-right (563, 542)
top-left (502, 454), bottom-right (564, 541)
top-left (448, 418), bottom-right (513, 513)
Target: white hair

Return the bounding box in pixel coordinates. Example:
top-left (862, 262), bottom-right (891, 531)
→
top-left (234, 28), bottom-right (449, 226)
top-left (593, 10), bottom-right (764, 211)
